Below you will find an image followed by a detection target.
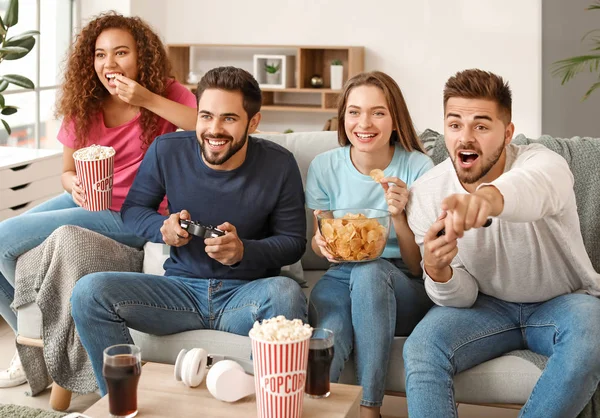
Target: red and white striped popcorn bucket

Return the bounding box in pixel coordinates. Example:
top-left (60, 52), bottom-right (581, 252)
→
top-left (250, 334), bottom-right (311, 418)
top-left (74, 154), bottom-right (115, 211)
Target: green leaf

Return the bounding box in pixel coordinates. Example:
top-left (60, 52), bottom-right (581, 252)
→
top-left (2, 74), bottom-right (34, 89)
top-left (1, 106), bottom-right (18, 115)
top-left (0, 79), bottom-right (8, 92)
top-left (583, 81), bottom-right (600, 100)
top-left (1, 119), bottom-right (11, 135)
top-left (581, 29), bottom-right (600, 42)
top-left (0, 46), bottom-right (28, 55)
top-left (3, 37), bottom-right (35, 60)
top-left (551, 55), bottom-right (600, 84)
top-left (0, 94), bottom-right (4, 108)
top-left (4, 0), bottom-right (19, 28)
top-left (0, 15), bottom-right (6, 36)
top-left (5, 30), bottom-right (40, 43)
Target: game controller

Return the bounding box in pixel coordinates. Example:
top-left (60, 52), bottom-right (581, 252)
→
top-left (437, 218), bottom-right (493, 237)
top-left (180, 219), bottom-right (225, 238)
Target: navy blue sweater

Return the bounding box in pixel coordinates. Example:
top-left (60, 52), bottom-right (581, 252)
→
top-left (121, 132), bottom-right (306, 280)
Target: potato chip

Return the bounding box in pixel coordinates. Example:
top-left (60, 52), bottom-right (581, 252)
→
top-left (319, 212), bottom-right (387, 262)
top-left (369, 169), bottom-right (385, 182)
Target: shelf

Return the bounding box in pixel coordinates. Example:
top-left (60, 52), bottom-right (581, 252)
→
top-left (261, 88), bottom-right (342, 93)
top-left (167, 44), bottom-right (364, 115)
top-left (183, 85), bottom-right (342, 94)
top-left (262, 104), bottom-right (337, 113)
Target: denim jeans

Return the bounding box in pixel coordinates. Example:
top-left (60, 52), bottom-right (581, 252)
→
top-left (71, 272), bottom-right (308, 395)
top-left (308, 258), bottom-right (433, 407)
top-left (0, 192), bottom-right (145, 332)
top-left (403, 292), bottom-right (600, 418)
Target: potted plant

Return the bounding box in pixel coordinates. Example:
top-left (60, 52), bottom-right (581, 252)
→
top-left (551, 1), bottom-right (600, 100)
top-left (330, 59), bottom-right (344, 90)
top-left (0, 0), bottom-right (39, 134)
top-left (264, 62), bottom-right (281, 85)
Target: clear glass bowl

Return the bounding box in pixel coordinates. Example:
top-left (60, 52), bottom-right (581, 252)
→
top-left (316, 208), bottom-right (391, 262)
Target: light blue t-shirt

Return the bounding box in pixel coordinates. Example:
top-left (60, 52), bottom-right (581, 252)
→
top-left (306, 144), bottom-right (434, 259)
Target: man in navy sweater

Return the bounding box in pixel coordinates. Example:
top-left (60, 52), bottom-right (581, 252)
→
top-left (71, 67), bottom-right (308, 395)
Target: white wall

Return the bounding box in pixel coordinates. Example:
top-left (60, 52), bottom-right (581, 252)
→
top-left (130, 0), bottom-right (167, 42)
top-left (79, 0), bottom-right (167, 43)
top-left (79, 0), bottom-right (130, 27)
top-left (79, 0), bottom-right (542, 137)
top-left (161, 0), bottom-right (542, 136)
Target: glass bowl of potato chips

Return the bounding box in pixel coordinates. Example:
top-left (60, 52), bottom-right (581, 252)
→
top-left (317, 209), bottom-right (391, 262)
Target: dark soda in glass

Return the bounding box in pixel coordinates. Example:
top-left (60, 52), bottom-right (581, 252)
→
top-left (103, 354), bottom-right (141, 417)
top-left (305, 345), bottom-right (334, 398)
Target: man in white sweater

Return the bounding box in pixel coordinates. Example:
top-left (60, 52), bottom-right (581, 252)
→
top-left (404, 69), bottom-right (600, 418)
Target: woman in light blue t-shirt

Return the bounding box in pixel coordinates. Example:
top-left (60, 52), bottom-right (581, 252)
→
top-left (306, 71), bottom-right (434, 418)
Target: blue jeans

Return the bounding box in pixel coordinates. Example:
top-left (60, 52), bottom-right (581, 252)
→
top-left (308, 258), bottom-right (433, 407)
top-left (403, 292), bottom-right (600, 418)
top-left (71, 272), bottom-right (308, 395)
top-left (0, 193), bottom-right (145, 332)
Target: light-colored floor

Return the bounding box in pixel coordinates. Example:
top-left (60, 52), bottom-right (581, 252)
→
top-left (0, 318), bottom-right (518, 417)
top-left (0, 318), bottom-right (100, 413)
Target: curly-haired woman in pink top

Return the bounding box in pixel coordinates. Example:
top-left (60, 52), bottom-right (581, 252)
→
top-left (0, 12), bottom-right (197, 387)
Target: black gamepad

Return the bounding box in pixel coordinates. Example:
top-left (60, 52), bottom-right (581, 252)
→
top-left (437, 218), bottom-right (493, 237)
top-left (180, 219), bottom-right (225, 238)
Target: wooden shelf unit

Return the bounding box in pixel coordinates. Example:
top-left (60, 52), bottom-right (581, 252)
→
top-left (167, 44), bottom-right (364, 113)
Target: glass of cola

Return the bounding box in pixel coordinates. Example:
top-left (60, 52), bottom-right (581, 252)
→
top-left (102, 344), bottom-right (142, 418)
top-left (305, 328), bottom-right (334, 398)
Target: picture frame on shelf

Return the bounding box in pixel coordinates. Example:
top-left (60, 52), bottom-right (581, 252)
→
top-left (253, 54), bottom-right (295, 89)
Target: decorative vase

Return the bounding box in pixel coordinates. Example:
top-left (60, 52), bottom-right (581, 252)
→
top-left (266, 72), bottom-right (280, 85)
top-left (311, 75), bottom-right (324, 88)
top-left (330, 65), bottom-right (343, 90)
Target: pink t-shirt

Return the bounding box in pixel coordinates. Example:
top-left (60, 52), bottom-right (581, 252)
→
top-left (58, 79), bottom-right (197, 212)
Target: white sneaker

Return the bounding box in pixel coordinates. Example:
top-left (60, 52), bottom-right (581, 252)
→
top-left (0, 351), bottom-right (27, 388)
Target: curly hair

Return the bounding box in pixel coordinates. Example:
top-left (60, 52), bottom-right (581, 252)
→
top-left (55, 11), bottom-right (172, 149)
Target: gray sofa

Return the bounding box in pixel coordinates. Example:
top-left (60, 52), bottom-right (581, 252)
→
top-left (16, 130), bottom-right (600, 408)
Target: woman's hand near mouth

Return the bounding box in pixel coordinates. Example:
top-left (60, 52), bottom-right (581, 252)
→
top-left (113, 75), bottom-right (197, 131)
top-left (114, 74), bottom-right (152, 107)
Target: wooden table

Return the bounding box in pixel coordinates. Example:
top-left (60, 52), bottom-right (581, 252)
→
top-left (84, 362), bottom-right (362, 417)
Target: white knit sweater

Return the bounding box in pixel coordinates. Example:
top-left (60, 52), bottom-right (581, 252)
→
top-left (406, 143), bottom-right (600, 307)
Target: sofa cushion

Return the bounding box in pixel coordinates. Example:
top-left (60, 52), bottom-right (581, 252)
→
top-left (130, 328), bottom-right (252, 365)
top-left (338, 337), bottom-right (542, 404)
top-left (16, 302), bottom-right (42, 340)
top-left (142, 241), bottom-right (307, 286)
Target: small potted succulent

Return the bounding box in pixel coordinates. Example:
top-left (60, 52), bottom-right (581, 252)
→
top-left (264, 62), bottom-right (281, 85)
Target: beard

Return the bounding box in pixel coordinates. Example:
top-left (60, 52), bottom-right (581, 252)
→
top-left (199, 124), bottom-right (249, 166)
top-left (451, 141), bottom-right (505, 184)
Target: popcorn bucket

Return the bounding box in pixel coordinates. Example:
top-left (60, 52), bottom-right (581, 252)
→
top-left (250, 333), bottom-right (311, 418)
top-left (74, 151), bottom-right (115, 211)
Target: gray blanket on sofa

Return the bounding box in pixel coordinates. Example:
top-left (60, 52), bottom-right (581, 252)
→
top-left (12, 225), bottom-right (144, 395)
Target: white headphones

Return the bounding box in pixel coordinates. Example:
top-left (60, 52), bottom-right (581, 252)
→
top-left (174, 348), bottom-right (255, 402)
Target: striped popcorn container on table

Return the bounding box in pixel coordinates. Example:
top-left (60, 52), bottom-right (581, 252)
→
top-left (73, 146), bottom-right (115, 211)
top-left (250, 332), bottom-right (311, 418)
